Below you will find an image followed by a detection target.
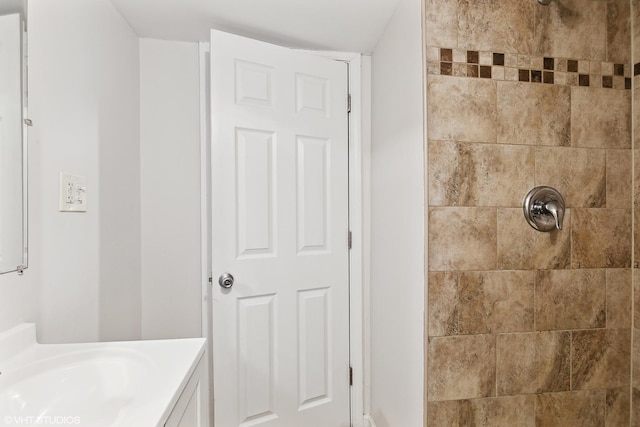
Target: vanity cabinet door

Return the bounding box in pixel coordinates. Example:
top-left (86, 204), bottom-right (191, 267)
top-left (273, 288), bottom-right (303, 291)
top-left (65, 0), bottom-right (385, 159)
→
top-left (165, 356), bottom-right (209, 427)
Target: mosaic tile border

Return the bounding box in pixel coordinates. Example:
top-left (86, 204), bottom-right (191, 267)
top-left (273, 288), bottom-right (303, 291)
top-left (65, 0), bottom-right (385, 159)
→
top-left (427, 46), bottom-right (632, 90)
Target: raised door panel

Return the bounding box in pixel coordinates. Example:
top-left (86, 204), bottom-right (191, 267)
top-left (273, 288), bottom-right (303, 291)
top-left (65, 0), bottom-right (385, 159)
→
top-left (235, 128), bottom-right (277, 259)
top-left (237, 294), bottom-right (278, 425)
top-left (296, 136), bottom-right (330, 254)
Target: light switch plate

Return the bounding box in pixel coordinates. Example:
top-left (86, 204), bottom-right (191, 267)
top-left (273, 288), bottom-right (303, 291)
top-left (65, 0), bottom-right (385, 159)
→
top-left (59, 173), bottom-right (87, 212)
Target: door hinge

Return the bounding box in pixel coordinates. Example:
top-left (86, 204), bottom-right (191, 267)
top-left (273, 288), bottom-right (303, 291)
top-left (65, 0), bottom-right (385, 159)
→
top-left (349, 366), bottom-right (353, 386)
top-left (348, 230), bottom-right (352, 250)
top-left (347, 94), bottom-right (351, 114)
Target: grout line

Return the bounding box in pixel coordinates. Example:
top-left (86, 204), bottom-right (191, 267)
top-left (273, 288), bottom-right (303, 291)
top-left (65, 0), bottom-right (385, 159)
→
top-left (569, 330), bottom-right (573, 392)
top-left (495, 330), bottom-right (498, 398)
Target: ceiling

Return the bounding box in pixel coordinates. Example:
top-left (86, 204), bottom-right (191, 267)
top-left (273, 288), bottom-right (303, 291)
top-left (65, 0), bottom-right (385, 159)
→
top-left (108, 0), bottom-right (402, 54)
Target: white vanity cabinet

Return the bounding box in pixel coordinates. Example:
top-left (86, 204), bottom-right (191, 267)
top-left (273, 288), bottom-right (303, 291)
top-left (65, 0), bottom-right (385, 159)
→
top-left (164, 354), bottom-right (210, 427)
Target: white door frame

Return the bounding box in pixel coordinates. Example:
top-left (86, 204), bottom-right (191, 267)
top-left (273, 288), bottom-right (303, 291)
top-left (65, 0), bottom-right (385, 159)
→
top-left (199, 43), bottom-right (370, 427)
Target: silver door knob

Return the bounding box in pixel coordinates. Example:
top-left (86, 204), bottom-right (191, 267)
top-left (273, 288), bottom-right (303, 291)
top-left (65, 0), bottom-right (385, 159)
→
top-left (218, 272), bottom-right (234, 289)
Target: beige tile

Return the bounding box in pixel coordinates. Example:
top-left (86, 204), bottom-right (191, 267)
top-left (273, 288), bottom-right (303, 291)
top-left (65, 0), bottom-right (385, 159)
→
top-left (453, 48), bottom-right (467, 63)
top-left (556, 58), bottom-right (567, 72)
top-left (535, 147), bottom-right (606, 208)
top-left (426, 61), bottom-right (440, 76)
top-left (427, 400), bottom-right (461, 427)
top-left (458, 271), bottom-right (534, 335)
top-left (428, 272), bottom-right (459, 337)
top-left (535, 390), bottom-right (606, 427)
top-left (636, 210), bottom-right (640, 268)
top-left (424, 0), bottom-right (457, 48)
top-left (479, 51), bottom-right (492, 66)
top-left (492, 66), bottom-right (505, 81)
top-left (497, 82), bottom-right (570, 146)
top-left (613, 75), bottom-right (626, 90)
top-left (603, 61), bottom-right (614, 76)
top-left (426, 46), bottom-right (440, 62)
top-left (457, 0), bottom-right (534, 54)
top-left (535, 269), bottom-right (606, 331)
top-left (606, 149), bottom-right (632, 209)
top-left (504, 53), bottom-right (518, 68)
top-left (571, 209), bottom-right (631, 268)
top-left (497, 208), bottom-right (571, 270)
top-left (635, 149), bottom-right (640, 209)
top-left (429, 207), bottom-right (497, 271)
top-left (635, 271), bottom-right (640, 328)
top-left (428, 141), bottom-right (534, 207)
top-left (578, 60), bottom-right (590, 74)
top-left (534, 0), bottom-right (607, 61)
top-left (606, 388), bottom-right (630, 427)
top-left (607, 0), bottom-right (631, 64)
top-left (428, 271), bottom-right (534, 337)
top-left (504, 67), bottom-right (519, 82)
top-left (555, 72), bottom-right (567, 86)
top-left (571, 87), bottom-right (631, 149)
top-left (427, 335), bottom-right (496, 401)
top-left (452, 63), bottom-right (466, 77)
top-left (606, 269), bottom-right (631, 329)
top-left (466, 396), bottom-right (535, 427)
top-left (531, 56), bottom-right (543, 70)
top-left (427, 75), bottom-right (497, 143)
top-left (428, 396), bottom-right (535, 427)
top-left (634, 329), bottom-right (640, 389)
top-left (567, 73), bottom-right (579, 86)
top-left (633, 388), bottom-right (640, 427)
top-left (572, 329), bottom-right (630, 390)
top-left (496, 332), bottom-right (570, 395)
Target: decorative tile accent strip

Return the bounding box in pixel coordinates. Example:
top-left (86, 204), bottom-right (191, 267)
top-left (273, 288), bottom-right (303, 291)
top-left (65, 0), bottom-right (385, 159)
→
top-left (428, 46), bottom-right (631, 90)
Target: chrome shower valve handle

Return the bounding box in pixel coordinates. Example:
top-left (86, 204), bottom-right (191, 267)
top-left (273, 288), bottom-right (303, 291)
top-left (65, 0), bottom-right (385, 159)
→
top-left (523, 186), bottom-right (565, 232)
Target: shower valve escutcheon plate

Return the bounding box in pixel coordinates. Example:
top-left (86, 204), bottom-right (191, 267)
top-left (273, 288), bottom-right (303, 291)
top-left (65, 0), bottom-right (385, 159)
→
top-left (523, 186), bottom-right (565, 232)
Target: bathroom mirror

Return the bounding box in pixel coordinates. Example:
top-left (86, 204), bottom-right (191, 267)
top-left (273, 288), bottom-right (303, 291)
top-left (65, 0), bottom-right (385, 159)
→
top-left (0, 0), bottom-right (27, 275)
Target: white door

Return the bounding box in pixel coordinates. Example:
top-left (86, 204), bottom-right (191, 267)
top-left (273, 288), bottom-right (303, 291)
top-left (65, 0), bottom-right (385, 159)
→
top-left (210, 30), bottom-right (351, 427)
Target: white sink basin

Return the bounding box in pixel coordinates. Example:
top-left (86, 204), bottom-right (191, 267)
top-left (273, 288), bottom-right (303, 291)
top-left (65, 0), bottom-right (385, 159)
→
top-left (1, 349), bottom-right (152, 425)
top-left (0, 324), bottom-right (206, 427)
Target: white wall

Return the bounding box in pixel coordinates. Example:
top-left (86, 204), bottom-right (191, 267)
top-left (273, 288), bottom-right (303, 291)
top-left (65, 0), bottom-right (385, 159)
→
top-left (27, 0), bottom-right (141, 343)
top-left (140, 38), bottom-right (202, 339)
top-left (369, 0), bottom-right (424, 424)
top-left (1, 3), bottom-right (200, 343)
top-left (97, 9), bottom-right (142, 342)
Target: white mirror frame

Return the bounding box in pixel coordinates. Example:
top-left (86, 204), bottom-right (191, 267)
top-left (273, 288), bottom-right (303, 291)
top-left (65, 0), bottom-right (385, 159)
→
top-left (0, 0), bottom-right (27, 275)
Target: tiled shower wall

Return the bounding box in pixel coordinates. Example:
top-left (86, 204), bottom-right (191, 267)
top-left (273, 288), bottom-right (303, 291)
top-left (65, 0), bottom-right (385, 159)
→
top-left (425, 0), bottom-right (634, 425)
